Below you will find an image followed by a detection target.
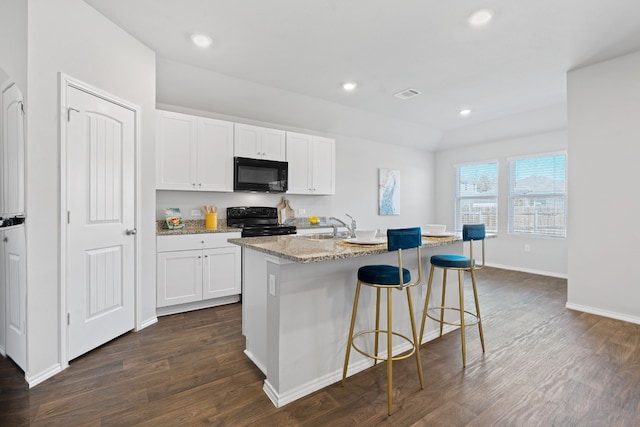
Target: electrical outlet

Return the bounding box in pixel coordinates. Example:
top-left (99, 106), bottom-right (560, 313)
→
top-left (191, 209), bottom-right (202, 217)
top-left (298, 208), bottom-right (306, 215)
top-left (524, 244), bottom-right (531, 252)
top-left (268, 274), bottom-right (276, 296)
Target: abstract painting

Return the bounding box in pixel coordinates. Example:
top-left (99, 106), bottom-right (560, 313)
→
top-left (379, 168), bottom-right (400, 215)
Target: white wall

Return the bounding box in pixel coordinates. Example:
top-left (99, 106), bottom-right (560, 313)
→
top-left (435, 131), bottom-right (568, 277)
top-left (156, 84), bottom-right (435, 231)
top-left (26, 0), bottom-right (156, 384)
top-left (0, 0), bottom-right (28, 92)
top-left (567, 49), bottom-right (640, 323)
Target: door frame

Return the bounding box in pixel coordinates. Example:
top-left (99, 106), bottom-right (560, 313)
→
top-left (58, 73), bottom-right (141, 368)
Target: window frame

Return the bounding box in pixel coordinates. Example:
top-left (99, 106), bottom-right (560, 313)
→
top-left (507, 151), bottom-right (567, 238)
top-left (454, 160), bottom-right (499, 233)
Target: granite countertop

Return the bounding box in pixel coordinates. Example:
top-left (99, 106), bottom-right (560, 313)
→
top-left (227, 234), bottom-right (466, 264)
top-left (157, 216), bottom-right (343, 235)
top-left (156, 220), bottom-right (241, 236)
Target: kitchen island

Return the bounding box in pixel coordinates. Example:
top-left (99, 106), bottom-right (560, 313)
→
top-left (228, 233), bottom-right (467, 407)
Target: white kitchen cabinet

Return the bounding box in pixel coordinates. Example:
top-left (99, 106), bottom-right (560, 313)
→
top-left (286, 132), bottom-right (335, 195)
top-left (156, 110), bottom-right (234, 192)
top-left (1, 82), bottom-right (25, 216)
top-left (156, 232), bottom-right (241, 315)
top-left (234, 123), bottom-right (286, 161)
top-left (2, 226), bottom-right (26, 371)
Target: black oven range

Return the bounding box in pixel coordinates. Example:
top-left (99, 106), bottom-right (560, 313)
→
top-left (227, 206), bottom-right (297, 237)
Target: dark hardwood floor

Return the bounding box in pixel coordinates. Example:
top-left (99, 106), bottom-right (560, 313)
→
top-left (2, 267), bottom-right (640, 426)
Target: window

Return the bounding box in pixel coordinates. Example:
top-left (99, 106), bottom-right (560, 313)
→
top-left (508, 152), bottom-right (566, 238)
top-left (455, 162), bottom-right (498, 232)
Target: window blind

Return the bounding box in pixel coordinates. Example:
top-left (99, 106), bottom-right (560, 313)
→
top-left (455, 162), bottom-right (498, 232)
top-left (508, 153), bottom-right (566, 238)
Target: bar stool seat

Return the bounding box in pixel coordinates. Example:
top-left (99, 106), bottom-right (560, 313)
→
top-left (420, 224), bottom-right (486, 368)
top-left (342, 227), bottom-right (424, 416)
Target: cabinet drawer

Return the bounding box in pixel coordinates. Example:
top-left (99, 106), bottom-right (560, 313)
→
top-left (157, 232), bottom-right (241, 252)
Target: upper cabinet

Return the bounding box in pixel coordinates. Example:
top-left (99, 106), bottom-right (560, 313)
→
top-left (234, 123), bottom-right (286, 161)
top-left (156, 110), bottom-right (234, 192)
top-left (1, 82), bottom-right (25, 215)
top-left (286, 132), bottom-right (335, 195)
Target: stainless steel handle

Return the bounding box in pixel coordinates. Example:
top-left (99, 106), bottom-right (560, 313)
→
top-left (125, 228), bottom-right (137, 235)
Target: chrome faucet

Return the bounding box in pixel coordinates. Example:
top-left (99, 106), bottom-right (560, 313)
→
top-left (345, 213), bottom-right (357, 236)
top-left (329, 214), bottom-right (357, 238)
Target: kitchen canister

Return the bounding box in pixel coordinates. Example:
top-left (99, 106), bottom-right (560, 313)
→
top-left (205, 212), bottom-right (217, 230)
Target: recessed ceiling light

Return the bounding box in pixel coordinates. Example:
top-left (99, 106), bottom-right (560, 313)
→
top-left (343, 82), bottom-right (357, 91)
top-left (190, 33), bottom-right (213, 48)
top-left (468, 9), bottom-right (493, 27)
top-left (460, 108), bottom-right (472, 117)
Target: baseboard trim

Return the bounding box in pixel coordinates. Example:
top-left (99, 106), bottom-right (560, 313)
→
top-left (26, 363), bottom-right (63, 388)
top-left (156, 295), bottom-right (240, 317)
top-left (138, 316), bottom-right (158, 330)
top-left (243, 349), bottom-right (266, 375)
top-left (261, 325), bottom-right (458, 408)
top-left (486, 262), bottom-right (567, 279)
top-left (565, 302), bottom-right (640, 326)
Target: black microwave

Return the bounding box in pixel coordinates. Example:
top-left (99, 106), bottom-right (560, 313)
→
top-left (234, 157), bottom-right (288, 193)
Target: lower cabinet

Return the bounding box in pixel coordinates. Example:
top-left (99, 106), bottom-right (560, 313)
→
top-left (156, 232), bottom-right (241, 314)
top-left (2, 226), bottom-right (27, 371)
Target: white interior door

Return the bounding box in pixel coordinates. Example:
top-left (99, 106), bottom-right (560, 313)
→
top-left (65, 85), bottom-right (136, 361)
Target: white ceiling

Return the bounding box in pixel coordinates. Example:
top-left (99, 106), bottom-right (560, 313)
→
top-left (83, 0), bottom-right (640, 149)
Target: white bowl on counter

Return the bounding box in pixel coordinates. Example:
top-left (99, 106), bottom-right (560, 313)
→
top-left (424, 224), bottom-right (446, 235)
top-left (354, 229), bottom-right (377, 241)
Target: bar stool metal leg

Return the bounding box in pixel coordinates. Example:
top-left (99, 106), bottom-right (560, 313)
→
top-left (470, 269), bottom-right (485, 353)
top-left (419, 265), bottom-right (435, 340)
top-left (406, 287), bottom-right (424, 390)
top-left (342, 281), bottom-right (362, 385)
top-left (439, 269), bottom-right (448, 337)
top-left (386, 288), bottom-right (393, 415)
top-left (374, 288), bottom-right (381, 366)
top-left (458, 270), bottom-right (467, 368)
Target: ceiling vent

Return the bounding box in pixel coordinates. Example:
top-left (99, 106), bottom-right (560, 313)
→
top-left (394, 88), bottom-right (421, 100)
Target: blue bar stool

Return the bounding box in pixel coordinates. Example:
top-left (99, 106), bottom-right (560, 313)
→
top-left (420, 224), bottom-right (486, 367)
top-left (341, 227), bottom-right (424, 415)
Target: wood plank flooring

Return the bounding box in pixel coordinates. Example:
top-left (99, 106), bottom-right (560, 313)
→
top-left (2, 267), bottom-right (640, 426)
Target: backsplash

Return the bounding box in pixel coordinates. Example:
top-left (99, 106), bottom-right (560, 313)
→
top-left (156, 190), bottom-right (336, 221)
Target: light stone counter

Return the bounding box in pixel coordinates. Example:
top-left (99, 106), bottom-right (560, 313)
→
top-left (156, 219), bottom-right (241, 236)
top-left (227, 234), bottom-right (463, 264)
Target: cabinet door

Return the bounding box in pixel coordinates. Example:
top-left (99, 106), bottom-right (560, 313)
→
top-left (202, 246), bottom-right (241, 299)
top-left (311, 136), bottom-right (335, 195)
top-left (234, 123), bottom-right (261, 158)
top-left (261, 128), bottom-right (286, 161)
top-left (286, 132), bottom-right (312, 194)
top-left (4, 227), bottom-right (26, 371)
top-left (157, 250), bottom-right (203, 307)
top-left (1, 83), bottom-right (25, 215)
top-left (234, 124), bottom-right (286, 161)
top-left (198, 118), bottom-right (234, 192)
top-left (156, 111), bottom-right (198, 190)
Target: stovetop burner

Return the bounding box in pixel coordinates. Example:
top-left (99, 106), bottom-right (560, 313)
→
top-left (227, 206), bottom-right (297, 237)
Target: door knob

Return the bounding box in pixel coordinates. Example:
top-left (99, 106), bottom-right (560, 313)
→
top-left (125, 228), bottom-right (137, 235)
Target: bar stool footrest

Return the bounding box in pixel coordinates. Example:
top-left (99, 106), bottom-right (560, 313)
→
top-left (425, 307), bottom-right (480, 327)
top-left (352, 329), bottom-right (417, 362)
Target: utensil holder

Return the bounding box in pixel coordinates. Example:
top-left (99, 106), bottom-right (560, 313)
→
top-left (205, 213), bottom-right (217, 230)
